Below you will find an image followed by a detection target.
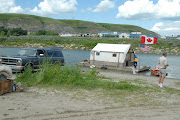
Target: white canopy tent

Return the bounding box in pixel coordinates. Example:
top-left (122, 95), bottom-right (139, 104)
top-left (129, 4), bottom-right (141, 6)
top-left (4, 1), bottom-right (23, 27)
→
top-left (90, 43), bottom-right (134, 67)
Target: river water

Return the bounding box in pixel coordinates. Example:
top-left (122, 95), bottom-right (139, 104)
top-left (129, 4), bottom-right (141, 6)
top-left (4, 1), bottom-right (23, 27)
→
top-left (0, 48), bottom-right (180, 79)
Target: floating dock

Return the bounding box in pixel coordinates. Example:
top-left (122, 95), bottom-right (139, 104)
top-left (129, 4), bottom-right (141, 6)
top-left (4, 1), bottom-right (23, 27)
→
top-left (78, 61), bottom-right (150, 73)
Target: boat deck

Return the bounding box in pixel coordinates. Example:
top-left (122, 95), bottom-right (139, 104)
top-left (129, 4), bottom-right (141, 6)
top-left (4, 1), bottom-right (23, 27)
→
top-left (78, 62), bottom-right (150, 73)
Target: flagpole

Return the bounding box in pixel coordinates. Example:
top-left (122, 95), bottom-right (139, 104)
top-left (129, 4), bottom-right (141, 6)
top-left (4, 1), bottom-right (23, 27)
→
top-left (138, 45), bottom-right (141, 71)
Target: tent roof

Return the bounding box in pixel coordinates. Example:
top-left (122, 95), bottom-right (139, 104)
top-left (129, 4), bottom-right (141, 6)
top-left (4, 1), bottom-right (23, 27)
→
top-left (92, 43), bottom-right (131, 53)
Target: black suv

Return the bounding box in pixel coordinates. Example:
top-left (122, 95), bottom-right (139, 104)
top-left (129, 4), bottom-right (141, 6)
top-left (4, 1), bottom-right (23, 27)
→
top-left (0, 48), bottom-right (65, 72)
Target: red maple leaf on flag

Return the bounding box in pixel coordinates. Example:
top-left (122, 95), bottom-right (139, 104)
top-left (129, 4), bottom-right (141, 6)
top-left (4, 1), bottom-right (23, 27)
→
top-left (147, 38), bottom-right (152, 42)
top-left (141, 36), bottom-right (158, 44)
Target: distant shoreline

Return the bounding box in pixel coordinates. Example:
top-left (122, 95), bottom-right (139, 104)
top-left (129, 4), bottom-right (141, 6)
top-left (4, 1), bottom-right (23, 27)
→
top-left (0, 44), bottom-right (180, 55)
top-left (1, 36), bottom-right (180, 55)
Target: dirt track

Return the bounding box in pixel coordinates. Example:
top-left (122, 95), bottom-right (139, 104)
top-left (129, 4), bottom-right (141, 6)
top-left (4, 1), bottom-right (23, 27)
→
top-left (1, 70), bottom-right (180, 120)
top-left (1, 90), bottom-right (180, 120)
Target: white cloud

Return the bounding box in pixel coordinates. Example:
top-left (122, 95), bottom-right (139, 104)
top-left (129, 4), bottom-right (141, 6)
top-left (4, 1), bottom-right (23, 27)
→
top-left (93, 0), bottom-right (115, 12)
top-left (116, 0), bottom-right (180, 20)
top-left (152, 22), bottom-right (164, 31)
top-left (87, 7), bottom-right (93, 11)
top-left (152, 21), bottom-right (180, 35)
top-left (80, 9), bottom-right (86, 13)
top-left (30, 0), bottom-right (78, 15)
top-left (0, 0), bottom-right (23, 13)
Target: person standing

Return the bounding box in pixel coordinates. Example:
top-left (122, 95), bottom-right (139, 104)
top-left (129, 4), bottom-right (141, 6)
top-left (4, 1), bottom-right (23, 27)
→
top-left (133, 55), bottom-right (138, 69)
top-left (158, 52), bottom-right (169, 88)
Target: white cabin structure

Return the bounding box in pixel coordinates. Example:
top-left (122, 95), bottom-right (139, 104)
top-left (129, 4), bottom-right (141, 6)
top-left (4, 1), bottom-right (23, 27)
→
top-left (90, 43), bottom-right (135, 68)
top-left (119, 33), bottom-right (130, 38)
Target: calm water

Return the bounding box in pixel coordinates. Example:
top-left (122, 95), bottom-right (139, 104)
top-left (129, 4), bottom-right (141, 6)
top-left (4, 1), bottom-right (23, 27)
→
top-left (0, 48), bottom-right (180, 79)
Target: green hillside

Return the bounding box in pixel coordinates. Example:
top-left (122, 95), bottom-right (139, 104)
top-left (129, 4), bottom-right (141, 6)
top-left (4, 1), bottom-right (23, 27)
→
top-left (0, 13), bottom-right (75, 33)
top-left (60, 20), bottom-right (158, 35)
top-left (59, 20), bottom-right (108, 33)
top-left (0, 13), bottom-right (158, 35)
top-left (97, 23), bottom-right (157, 35)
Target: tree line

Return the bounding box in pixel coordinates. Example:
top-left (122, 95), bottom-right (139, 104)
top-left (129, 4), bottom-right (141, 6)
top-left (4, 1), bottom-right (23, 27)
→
top-left (34, 30), bottom-right (59, 36)
top-left (0, 26), bottom-right (28, 36)
top-left (0, 26), bottom-right (59, 37)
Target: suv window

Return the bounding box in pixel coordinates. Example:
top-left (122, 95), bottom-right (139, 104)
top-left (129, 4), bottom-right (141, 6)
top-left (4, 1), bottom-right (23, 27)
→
top-left (18, 49), bottom-right (36, 56)
top-left (47, 50), bottom-right (63, 57)
top-left (37, 50), bottom-right (45, 57)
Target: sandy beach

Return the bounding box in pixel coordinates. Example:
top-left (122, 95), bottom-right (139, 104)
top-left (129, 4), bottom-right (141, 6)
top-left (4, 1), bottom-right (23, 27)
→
top-left (0, 70), bottom-right (180, 120)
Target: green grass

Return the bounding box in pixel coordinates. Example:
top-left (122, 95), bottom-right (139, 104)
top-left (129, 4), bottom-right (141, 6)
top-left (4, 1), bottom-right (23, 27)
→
top-left (59, 20), bottom-right (108, 33)
top-left (165, 87), bottom-right (180, 94)
top-left (15, 62), bottom-right (180, 106)
top-left (15, 61), bottom-right (180, 95)
top-left (15, 61), bottom-right (141, 91)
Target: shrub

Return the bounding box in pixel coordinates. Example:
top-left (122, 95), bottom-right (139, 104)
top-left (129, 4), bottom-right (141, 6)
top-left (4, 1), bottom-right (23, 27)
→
top-left (10, 28), bottom-right (28, 36)
top-left (36, 30), bottom-right (59, 36)
top-left (0, 36), bottom-right (6, 43)
top-left (16, 61), bottom-right (140, 91)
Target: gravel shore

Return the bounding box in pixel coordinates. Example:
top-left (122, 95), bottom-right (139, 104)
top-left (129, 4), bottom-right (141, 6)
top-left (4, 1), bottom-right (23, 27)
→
top-left (0, 70), bottom-right (179, 120)
top-left (98, 69), bottom-right (180, 90)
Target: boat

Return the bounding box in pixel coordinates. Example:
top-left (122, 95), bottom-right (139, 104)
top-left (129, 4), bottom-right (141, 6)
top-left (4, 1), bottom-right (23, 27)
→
top-left (151, 69), bottom-right (168, 76)
top-left (151, 69), bottom-right (160, 76)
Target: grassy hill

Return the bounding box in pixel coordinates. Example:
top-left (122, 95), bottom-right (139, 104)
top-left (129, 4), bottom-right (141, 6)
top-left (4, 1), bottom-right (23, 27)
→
top-left (59, 20), bottom-right (108, 33)
top-left (97, 23), bottom-right (157, 35)
top-left (0, 13), bottom-right (75, 33)
top-left (59, 20), bottom-right (158, 35)
top-left (0, 13), bottom-right (158, 35)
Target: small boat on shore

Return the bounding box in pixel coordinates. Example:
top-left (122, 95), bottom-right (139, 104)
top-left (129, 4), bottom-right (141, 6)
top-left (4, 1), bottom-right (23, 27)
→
top-left (151, 69), bottom-right (168, 76)
top-left (151, 69), bottom-right (160, 76)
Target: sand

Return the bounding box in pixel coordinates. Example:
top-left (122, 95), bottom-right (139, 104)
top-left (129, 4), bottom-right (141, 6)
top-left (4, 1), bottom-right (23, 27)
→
top-left (0, 70), bottom-right (180, 120)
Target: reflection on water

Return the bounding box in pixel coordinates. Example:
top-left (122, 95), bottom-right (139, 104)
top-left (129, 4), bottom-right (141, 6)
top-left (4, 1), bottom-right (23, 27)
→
top-left (0, 48), bottom-right (180, 79)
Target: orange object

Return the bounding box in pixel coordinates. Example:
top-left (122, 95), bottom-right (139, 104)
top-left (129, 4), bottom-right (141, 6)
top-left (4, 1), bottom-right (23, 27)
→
top-left (16, 63), bottom-right (21, 66)
top-left (151, 69), bottom-right (160, 76)
top-left (151, 69), bottom-right (168, 76)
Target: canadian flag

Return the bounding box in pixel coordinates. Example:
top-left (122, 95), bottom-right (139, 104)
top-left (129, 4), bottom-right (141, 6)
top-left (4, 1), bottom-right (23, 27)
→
top-left (141, 36), bottom-right (157, 44)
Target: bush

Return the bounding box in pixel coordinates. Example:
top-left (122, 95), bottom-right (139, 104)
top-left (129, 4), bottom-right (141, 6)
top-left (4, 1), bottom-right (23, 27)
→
top-left (16, 61), bottom-right (140, 91)
top-left (0, 36), bottom-right (6, 43)
top-left (0, 26), bottom-right (27, 36)
top-left (0, 26), bottom-right (8, 35)
top-left (36, 30), bottom-right (59, 36)
top-left (10, 28), bottom-right (27, 36)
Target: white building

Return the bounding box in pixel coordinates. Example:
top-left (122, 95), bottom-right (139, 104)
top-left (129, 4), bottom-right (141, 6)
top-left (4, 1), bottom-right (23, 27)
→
top-left (90, 43), bottom-right (135, 68)
top-left (160, 36), bottom-right (166, 39)
top-left (98, 32), bottom-right (119, 37)
top-left (60, 34), bottom-right (74, 37)
top-left (131, 32), bottom-right (141, 34)
top-left (119, 33), bottom-right (130, 38)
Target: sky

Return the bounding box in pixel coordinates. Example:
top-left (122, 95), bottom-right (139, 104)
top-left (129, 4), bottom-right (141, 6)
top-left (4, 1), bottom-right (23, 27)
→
top-left (0, 0), bottom-right (180, 36)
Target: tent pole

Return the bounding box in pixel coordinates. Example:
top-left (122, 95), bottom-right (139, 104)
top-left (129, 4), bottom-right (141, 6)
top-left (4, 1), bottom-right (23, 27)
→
top-left (117, 52), bottom-right (120, 68)
top-left (93, 51), bottom-right (95, 65)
